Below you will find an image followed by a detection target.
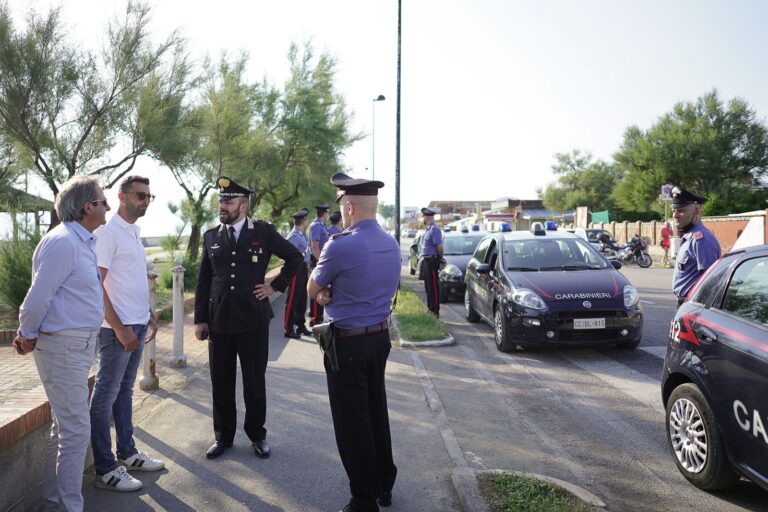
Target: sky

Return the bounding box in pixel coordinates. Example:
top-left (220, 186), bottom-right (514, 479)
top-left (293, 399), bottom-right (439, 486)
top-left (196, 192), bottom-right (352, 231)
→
top-left (4, 0), bottom-right (768, 236)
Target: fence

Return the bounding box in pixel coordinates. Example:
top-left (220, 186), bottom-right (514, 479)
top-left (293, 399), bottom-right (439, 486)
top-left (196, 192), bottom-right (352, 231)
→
top-left (566, 212), bottom-right (762, 253)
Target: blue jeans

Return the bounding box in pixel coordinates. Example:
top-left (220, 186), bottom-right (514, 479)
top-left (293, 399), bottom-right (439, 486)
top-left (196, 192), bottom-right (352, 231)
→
top-left (90, 324), bottom-right (147, 475)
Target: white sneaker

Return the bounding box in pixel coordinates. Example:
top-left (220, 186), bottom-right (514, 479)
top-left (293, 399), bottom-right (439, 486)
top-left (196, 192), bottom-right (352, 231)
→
top-left (95, 465), bottom-right (142, 492)
top-left (119, 451), bottom-right (165, 472)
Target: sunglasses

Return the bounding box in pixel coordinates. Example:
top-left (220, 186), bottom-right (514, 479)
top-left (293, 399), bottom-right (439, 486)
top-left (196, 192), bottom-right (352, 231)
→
top-left (127, 191), bottom-right (156, 202)
top-left (89, 199), bottom-right (109, 207)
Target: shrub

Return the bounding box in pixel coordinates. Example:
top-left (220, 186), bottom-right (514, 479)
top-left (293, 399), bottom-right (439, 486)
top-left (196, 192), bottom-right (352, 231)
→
top-left (159, 270), bottom-right (173, 289)
top-left (0, 233), bottom-right (41, 313)
top-left (182, 257), bottom-right (200, 291)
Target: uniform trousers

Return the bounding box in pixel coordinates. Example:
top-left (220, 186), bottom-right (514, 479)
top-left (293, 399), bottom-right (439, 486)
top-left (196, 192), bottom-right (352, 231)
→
top-left (309, 262), bottom-right (325, 325)
top-left (325, 329), bottom-right (397, 511)
top-left (423, 256), bottom-right (440, 317)
top-left (34, 329), bottom-right (98, 512)
top-left (209, 325), bottom-right (269, 444)
top-left (283, 262), bottom-right (309, 332)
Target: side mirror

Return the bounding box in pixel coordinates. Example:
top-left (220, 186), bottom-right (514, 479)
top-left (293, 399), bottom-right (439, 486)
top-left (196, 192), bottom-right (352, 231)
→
top-left (610, 260), bottom-right (623, 270)
top-left (476, 263), bottom-right (491, 274)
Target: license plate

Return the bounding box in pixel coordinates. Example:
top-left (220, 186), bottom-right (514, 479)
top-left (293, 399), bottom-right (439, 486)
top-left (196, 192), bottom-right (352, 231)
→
top-left (574, 318), bottom-right (605, 329)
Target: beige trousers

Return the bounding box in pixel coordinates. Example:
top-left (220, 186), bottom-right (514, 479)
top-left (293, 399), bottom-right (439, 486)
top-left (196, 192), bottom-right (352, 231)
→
top-left (33, 329), bottom-right (98, 512)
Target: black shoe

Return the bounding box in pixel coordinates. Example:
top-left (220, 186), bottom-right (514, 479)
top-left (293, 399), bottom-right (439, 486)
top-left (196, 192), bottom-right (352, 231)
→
top-left (377, 490), bottom-right (392, 507)
top-left (297, 325), bottom-right (312, 336)
top-left (252, 439), bottom-right (270, 458)
top-left (284, 331), bottom-right (300, 339)
top-left (206, 441), bottom-right (232, 459)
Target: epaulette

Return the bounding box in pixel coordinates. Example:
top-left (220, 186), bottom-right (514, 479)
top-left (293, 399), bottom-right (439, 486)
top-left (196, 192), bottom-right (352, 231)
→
top-left (330, 232), bottom-right (351, 240)
top-left (693, 231), bottom-right (703, 240)
top-left (204, 225), bottom-right (219, 235)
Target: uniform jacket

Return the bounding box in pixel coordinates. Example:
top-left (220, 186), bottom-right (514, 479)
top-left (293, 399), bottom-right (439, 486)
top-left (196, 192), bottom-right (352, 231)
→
top-left (195, 217), bottom-right (302, 333)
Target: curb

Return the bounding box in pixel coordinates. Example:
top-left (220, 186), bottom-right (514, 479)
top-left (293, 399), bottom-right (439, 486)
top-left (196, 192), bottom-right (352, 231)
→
top-left (398, 334), bottom-right (455, 347)
top-left (451, 467), bottom-right (606, 511)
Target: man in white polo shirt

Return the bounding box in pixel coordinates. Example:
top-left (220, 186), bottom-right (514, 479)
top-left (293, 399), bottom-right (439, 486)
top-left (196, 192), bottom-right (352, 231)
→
top-left (90, 175), bottom-right (164, 492)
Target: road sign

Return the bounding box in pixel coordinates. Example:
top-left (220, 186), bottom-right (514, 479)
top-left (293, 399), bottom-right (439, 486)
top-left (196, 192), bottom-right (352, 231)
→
top-left (661, 184), bottom-right (673, 201)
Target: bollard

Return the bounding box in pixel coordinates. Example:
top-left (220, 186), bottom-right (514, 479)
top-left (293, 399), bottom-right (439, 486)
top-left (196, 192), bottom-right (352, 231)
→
top-left (140, 261), bottom-right (160, 390)
top-left (170, 257), bottom-right (187, 368)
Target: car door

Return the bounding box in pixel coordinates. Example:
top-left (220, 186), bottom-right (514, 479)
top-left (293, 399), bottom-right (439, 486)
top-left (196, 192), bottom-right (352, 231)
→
top-left (476, 239), bottom-right (500, 321)
top-left (702, 255), bottom-right (768, 478)
top-left (467, 236), bottom-right (492, 320)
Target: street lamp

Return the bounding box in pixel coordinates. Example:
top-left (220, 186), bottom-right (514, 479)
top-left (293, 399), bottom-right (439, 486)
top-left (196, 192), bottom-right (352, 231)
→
top-left (372, 94), bottom-right (385, 179)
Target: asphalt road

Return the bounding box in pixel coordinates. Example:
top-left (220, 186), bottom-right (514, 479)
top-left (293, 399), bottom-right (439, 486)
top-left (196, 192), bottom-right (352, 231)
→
top-left (400, 242), bottom-right (767, 512)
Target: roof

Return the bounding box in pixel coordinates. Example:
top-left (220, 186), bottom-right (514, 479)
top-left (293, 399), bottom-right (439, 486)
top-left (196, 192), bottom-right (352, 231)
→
top-left (0, 186), bottom-right (53, 212)
top-left (497, 230), bottom-right (581, 242)
top-left (520, 208), bottom-right (554, 219)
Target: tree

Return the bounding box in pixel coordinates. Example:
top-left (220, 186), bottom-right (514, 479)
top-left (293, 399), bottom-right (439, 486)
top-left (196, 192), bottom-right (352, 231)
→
top-left (378, 201), bottom-right (395, 220)
top-left (540, 150), bottom-right (621, 213)
top-left (236, 41), bottom-right (360, 222)
top-left (0, 1), bottom-right (182, 225)
top-left (613, 90), bottom-right (768, 213)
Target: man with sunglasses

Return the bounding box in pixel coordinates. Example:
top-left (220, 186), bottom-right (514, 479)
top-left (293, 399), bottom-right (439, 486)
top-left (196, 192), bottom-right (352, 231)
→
top-left (88, 175), bottom-right (164, 492)
top-left (671, 186), bottom-right (721, 306)
top-left (14, 176), bottom-right (109, 512)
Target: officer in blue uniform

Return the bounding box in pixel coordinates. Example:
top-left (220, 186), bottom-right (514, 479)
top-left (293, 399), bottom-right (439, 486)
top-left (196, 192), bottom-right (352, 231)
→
top-left (309, 203), bottom-right (330, 325)
top-left (308, 172), bottom-right (400, 512)
top-left (194, 176), bottom-right (302, 460)
top-left (328, 210), bottom-right (343, 235)
top-left (420, 207), bottom-right (444, 317)
top-left (671, 186), bottom-right (721, 305)
top-left (284, 208), bottom-right (311, 339)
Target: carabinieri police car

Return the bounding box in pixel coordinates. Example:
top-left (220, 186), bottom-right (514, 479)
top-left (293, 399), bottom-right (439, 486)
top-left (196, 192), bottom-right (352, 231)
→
top-left (463, 224), bottom-right (643, 352)
top-left (662, 244), bottom-right (768, 492)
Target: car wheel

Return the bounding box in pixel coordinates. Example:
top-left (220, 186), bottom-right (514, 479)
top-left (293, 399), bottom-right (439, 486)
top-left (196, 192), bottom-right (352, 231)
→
top-left (666, 383), bottom-right (740, 490)
top-left (464, 290), bottom-right (479, 323)
top-left (636, 252), bottom-right (652, 268)
top-left (409, 266), bottom-right (416, 276)
top-left (617, 337), bottom-right (641, 349)
top-left (493, 305), bottom-right (515, 352)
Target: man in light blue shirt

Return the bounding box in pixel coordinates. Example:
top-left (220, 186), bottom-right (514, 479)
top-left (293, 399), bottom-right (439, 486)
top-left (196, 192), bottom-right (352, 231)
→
top-left (284, 208), bottom-right (311, 338)
top-left (14, 176), bottom-right (110, 512)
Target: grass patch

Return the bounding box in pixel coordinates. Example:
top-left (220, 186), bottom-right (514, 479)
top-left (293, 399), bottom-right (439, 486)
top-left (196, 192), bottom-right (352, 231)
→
top-left (477, 472), bottom-right (598, 512)
top-left (394, 287), bottom-right (448, 341)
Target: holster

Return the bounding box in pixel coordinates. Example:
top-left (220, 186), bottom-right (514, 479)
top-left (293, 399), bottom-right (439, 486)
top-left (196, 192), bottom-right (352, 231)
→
top-left (311, 322), bottom-right (339, 373)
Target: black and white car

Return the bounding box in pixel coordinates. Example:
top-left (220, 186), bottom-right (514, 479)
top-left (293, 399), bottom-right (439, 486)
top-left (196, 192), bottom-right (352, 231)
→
top-left (464, 226), bottom-right (643, 352)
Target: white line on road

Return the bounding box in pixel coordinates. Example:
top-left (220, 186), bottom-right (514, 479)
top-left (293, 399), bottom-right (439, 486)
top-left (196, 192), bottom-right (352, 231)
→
top-left (561, 350), bottom-right (665, 415)
top-left (638, 346), bottom-right (668, 359)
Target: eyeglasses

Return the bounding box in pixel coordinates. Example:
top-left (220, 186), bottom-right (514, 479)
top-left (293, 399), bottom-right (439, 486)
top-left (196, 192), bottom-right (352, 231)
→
top-left (128, 191), bottom-right (155, 202)
top-left (89, 199), bottom-right (109, 207)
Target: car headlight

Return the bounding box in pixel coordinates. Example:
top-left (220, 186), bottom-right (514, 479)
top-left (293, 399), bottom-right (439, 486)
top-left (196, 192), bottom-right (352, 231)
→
top-left (511, 288), bottom-right (547, 310)
top-left (624, 285), bottom-right (639, 308)
top-left (442, 264), bottom-right (462, 277)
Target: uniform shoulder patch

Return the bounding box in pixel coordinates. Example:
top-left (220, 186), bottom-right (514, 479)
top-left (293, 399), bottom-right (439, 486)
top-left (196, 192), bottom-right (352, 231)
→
top-left (693, 231), bottom-right (703, 240)
top-left (330, 232), bottom-right (351, 240)
top-left (204, 225), bottom-right (219, 235)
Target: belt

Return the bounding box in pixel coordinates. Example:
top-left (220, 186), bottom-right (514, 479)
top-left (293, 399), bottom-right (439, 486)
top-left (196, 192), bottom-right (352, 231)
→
top-left (336, 321), bottom-right (389, 338)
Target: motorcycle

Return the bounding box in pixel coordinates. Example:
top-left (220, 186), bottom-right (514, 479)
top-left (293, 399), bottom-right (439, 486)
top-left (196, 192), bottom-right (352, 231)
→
top-left (600, 235), bottom-right (653, 268)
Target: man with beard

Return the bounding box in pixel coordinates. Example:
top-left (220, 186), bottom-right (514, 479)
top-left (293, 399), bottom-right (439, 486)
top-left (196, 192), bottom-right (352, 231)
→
top-left (670, 186), bottom-right (721, 306)
top-left (195, 176), bottom-right (302, 459)
top-left (90, 175), bottom-right (163, 492)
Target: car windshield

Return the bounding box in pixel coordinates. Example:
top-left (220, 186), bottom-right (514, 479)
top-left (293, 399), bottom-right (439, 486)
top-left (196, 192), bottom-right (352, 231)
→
top-left (502, 238), bottom-right (610, 271)
top-left (444, 234), bottom-right (485, 255)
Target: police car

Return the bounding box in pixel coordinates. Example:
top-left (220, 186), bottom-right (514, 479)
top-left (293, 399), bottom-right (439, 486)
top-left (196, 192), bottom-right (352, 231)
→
top-left (437, 228), bottom-right (486, 302)
top-left (662, 244), bottom-right (768, 492)
top-left (463, 224), bottom-right (643, 352)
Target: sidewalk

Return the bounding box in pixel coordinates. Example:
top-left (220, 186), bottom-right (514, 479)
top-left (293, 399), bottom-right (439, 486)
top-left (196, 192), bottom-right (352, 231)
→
top-left (63, 293), bottom-right (459, 511)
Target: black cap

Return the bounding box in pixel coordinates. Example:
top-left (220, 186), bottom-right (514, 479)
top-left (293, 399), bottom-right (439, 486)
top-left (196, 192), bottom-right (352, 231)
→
top-left (291, 208), bottom-right (309, 220)
top-left (330, 172), bottom-right (385, 203)
top-left (315, 203), bottom-right (330, 213)
top-left (217, 176), bottom-right (253, 200)
top-left (329, 211), bottom-right (341, 222)
top-left (421, 207), bottom-right (436, 216)
top-left (671, 186), bottom-right (706, 209)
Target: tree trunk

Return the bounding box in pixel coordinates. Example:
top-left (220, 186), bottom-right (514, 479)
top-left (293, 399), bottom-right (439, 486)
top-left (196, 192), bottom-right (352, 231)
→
top-left (186, 222), bottom-right (202, 262)
top-left (48, 207), bottom-right (61, 231)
